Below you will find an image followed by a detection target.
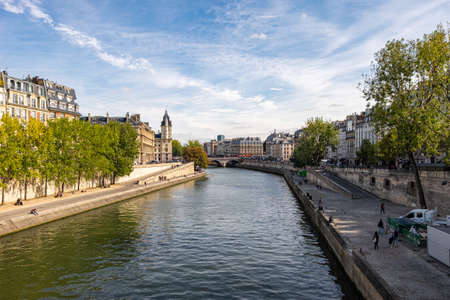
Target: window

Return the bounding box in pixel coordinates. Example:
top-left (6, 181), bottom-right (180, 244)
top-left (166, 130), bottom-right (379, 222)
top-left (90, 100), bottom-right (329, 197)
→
top-left (10, 107), bottom-right (14, 117)
top-left (22, 109), bottom-right (26, 119)
top-left (50, 112), bottom-right (56, 119)
top-left (17, 82), bottom-right (21, 91)
top-left (41, 113), bottom-right (45, 122)
top-left (16, 108), bottom-right (20, 118)
top-left (29, 85), bottom-right (33, 93)
top-left (31, 111), bottom-right (36, 119)
top-left (38, 88), bottom-right (43, 96)
top-left (24, 83), bottom-right (28, 92)
top-left (417, 212), bottom-right (423, 218)
top-left (26, 96), bottom-right (30, 106)
top-left (19, 95), bottom-right (24, 105)
top-left (32, 98), bottom-right (36, 107)
top-left (406, 212), bottom-right (415, 218)
top-left (13, 94), bottom-right (17, 104)
top-left (9, 80), bottom-right (15, 89)
top-left (41, 101), bottom-right (45, 109)
top-left (370, 177), bottom-right (376, 186)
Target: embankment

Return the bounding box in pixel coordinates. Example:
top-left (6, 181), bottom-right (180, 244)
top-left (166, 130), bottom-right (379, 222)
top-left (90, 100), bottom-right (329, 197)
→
top-left (0, 170), bottom-right (206, 238)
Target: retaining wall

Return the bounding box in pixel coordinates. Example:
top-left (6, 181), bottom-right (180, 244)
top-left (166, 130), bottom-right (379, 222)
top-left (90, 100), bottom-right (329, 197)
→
top-left (328, 167), bottom-right (450, 215)
top-left (1, 164), bottom-right (178, 204)
top-left (0, 172), bottom-right (206, 238)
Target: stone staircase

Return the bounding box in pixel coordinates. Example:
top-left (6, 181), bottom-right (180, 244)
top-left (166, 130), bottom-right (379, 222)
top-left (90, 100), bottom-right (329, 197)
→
top-left (322, 171), bottom-right (379, 200)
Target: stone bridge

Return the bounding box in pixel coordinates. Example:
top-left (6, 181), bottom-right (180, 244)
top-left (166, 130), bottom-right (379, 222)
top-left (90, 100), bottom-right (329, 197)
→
top-left (208, 157), bottom-right (241, 167)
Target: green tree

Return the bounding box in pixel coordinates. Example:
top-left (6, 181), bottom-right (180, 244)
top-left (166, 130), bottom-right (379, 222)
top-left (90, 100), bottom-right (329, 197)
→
top-left (291, 118), bottom-right (338, 167)
top-left (38, 124), bottom-right (56, 197)
top-left (0, 115), bottom-right (22, 204)
top-left (106, 121), bottom-right (139, 184)
top-left (48, 118), bottom-right (76, 193)
top-left (356, 139), bottom-right (378, 167)
top-left (361, 25), bottom-right (449, 208)
top-left (19, 118), bottom-right (45, 200)
top-left (172, 139), bottom-right (183, 156)
top-left (183, 141), bottom-right (209, 168)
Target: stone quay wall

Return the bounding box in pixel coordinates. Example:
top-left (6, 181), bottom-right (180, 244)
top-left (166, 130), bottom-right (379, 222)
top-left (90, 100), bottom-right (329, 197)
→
top-left (1, 163), bottom-right (180, 204)
top-left (237, 161), bottom-right (394, 300)
top-left (0, 171), bottom-right (206, 238)
top-left (328, 167), bottom-right (450, 215)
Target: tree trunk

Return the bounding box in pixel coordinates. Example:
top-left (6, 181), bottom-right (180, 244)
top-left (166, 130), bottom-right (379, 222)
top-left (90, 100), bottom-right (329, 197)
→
top-left (62, 182), bottom-right (65, 193)
top-left (45, 177), bottom-right (48, 197)
top-left (24, 179), bottom-right (28, 201)
top-left (77, 172), bottom-right (81, 191)
top-left (409, 151), bottom-right (427, 209)
top-left (1, 186), bottom-right (4, 205)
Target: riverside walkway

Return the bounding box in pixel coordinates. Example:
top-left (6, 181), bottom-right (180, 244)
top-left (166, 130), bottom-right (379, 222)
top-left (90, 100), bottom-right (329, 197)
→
top-left (292, 172), bottom-right (450, 300)
top-left (0, 170), bottom-right (206, 237)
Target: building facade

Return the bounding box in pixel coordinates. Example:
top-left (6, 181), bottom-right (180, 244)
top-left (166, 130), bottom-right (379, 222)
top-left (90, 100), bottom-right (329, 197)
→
top-left (264, 131), bottom-right (295, 161)
top-left (155, 110), bottom-right (173, 163)
top-left (44, 79), bottom-right (80, 119)
top-left (81, 113), bottom-right (156, 165)
top-left (231, 137), bottom-right (263, 157)
top-left (0, 71), bottom-right (80, 122)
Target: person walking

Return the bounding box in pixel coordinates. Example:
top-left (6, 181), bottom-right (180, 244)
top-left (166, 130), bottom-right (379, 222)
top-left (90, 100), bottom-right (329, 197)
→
top-left (378, 219), bottom-right (384, 235)
top-left (388, 232), bottom-right (394, 248)
top-left (393, 228), bottom-right (399, 247)
top-left (373, 231), bottom-right (379, 250)
top-left (380, 202), bottom-right (385, 215)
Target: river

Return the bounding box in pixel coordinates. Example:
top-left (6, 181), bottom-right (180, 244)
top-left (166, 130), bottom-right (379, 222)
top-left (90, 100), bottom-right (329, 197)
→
top-left (0, 168), bottom-right (360, 299)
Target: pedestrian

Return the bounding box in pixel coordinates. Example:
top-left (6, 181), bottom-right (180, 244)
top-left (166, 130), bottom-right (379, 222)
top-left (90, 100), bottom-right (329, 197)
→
top-left (393, 228), bottom-right (399, 247)
top-left (318, 199), bottom-right (323, 211)
top-left (380, 202), bottom-right (385, 215)
top-left (377, 219), bottom-right (384, 235)
top-left (373, 231), bottom-right (379, 250)
top-left (388, 232), bottom-right (394, 248)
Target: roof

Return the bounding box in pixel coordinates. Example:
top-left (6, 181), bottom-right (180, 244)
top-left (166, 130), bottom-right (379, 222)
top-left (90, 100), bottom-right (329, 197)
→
top-left (161, 110), bottom-right (172, 126)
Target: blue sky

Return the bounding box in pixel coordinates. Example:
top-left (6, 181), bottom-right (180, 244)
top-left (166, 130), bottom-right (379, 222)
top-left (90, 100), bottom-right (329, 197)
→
top-left (0, 0), bottom-right (448, 143)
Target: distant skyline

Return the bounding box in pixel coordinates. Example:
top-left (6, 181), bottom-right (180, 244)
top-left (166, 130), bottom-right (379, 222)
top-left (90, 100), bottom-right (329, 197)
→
top-left (0, 0), bottom-right (448, 143)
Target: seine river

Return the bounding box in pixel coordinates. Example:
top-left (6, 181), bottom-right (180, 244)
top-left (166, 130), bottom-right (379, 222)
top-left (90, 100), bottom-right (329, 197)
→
top-left (0, 168), bottom-right (360, 299)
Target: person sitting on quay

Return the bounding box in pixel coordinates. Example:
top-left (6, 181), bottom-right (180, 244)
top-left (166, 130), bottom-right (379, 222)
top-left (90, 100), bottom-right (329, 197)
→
top-left (15, 198), bottom-right (23, 206)
top-left (30, 208), bottom-right (39, 216)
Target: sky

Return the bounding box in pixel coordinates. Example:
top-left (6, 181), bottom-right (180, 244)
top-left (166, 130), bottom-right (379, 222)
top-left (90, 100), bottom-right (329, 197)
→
top-left (0, 0), bottom-right (448, 143)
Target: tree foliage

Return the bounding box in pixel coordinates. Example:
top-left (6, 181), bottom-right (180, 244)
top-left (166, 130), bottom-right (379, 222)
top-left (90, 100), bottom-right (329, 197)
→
top-left (356, 139), bottom-right (378, 167)
top-left (291, 118), bottom-right (338, 167)
top-left (183, 140), bottom-right (209, 168)
top-left (172, 139), bottom-right (183, 156)
top-left (0, 116), bottom-right (139, 203)
top-left (360, 25), bottom-right (449, 208)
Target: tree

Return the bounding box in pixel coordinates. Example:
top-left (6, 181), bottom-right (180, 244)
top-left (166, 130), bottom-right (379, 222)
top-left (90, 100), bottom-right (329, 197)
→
top-left (172, 139), bottom-right (183, 156)
top-left (356, 139), bottom-right (378, 167)
top-left (361, 25), bottom-right (449, 209)
top-left (48, 118), bottom-right (76, 193)
top-left (291, 118), bottom-right (338, 167)
top-left (106, 121), bottom-right (139, 184)
top-left (0, 115), bottom-right (22, 204)
top-left (183, 140), bottom-right (209, 168)
top-left (19, 117), bottom-right (45, 200)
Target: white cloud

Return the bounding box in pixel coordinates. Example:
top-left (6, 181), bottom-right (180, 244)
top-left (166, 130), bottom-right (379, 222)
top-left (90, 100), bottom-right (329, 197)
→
top-left (270, 87), bottom-right (283, 91)
top-left (250, 33), bottom-right (267, 40)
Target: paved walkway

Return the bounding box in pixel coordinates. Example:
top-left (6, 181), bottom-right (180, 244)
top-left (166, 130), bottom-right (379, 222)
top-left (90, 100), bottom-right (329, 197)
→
top-left (294, 174), bottom-right (450, 299)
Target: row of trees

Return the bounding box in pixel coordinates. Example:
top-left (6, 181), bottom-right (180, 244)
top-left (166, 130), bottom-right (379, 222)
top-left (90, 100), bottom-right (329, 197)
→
top-left (291, 25), bottom-right (449, 209)
top-left (172, 139), bottom-right (209, 168)
top-left (0, 115), bottom-right (139, 204)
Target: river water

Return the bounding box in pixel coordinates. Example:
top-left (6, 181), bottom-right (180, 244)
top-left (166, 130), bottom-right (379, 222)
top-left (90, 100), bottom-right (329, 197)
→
top-left (0, 168), bottom-right (360, 299)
